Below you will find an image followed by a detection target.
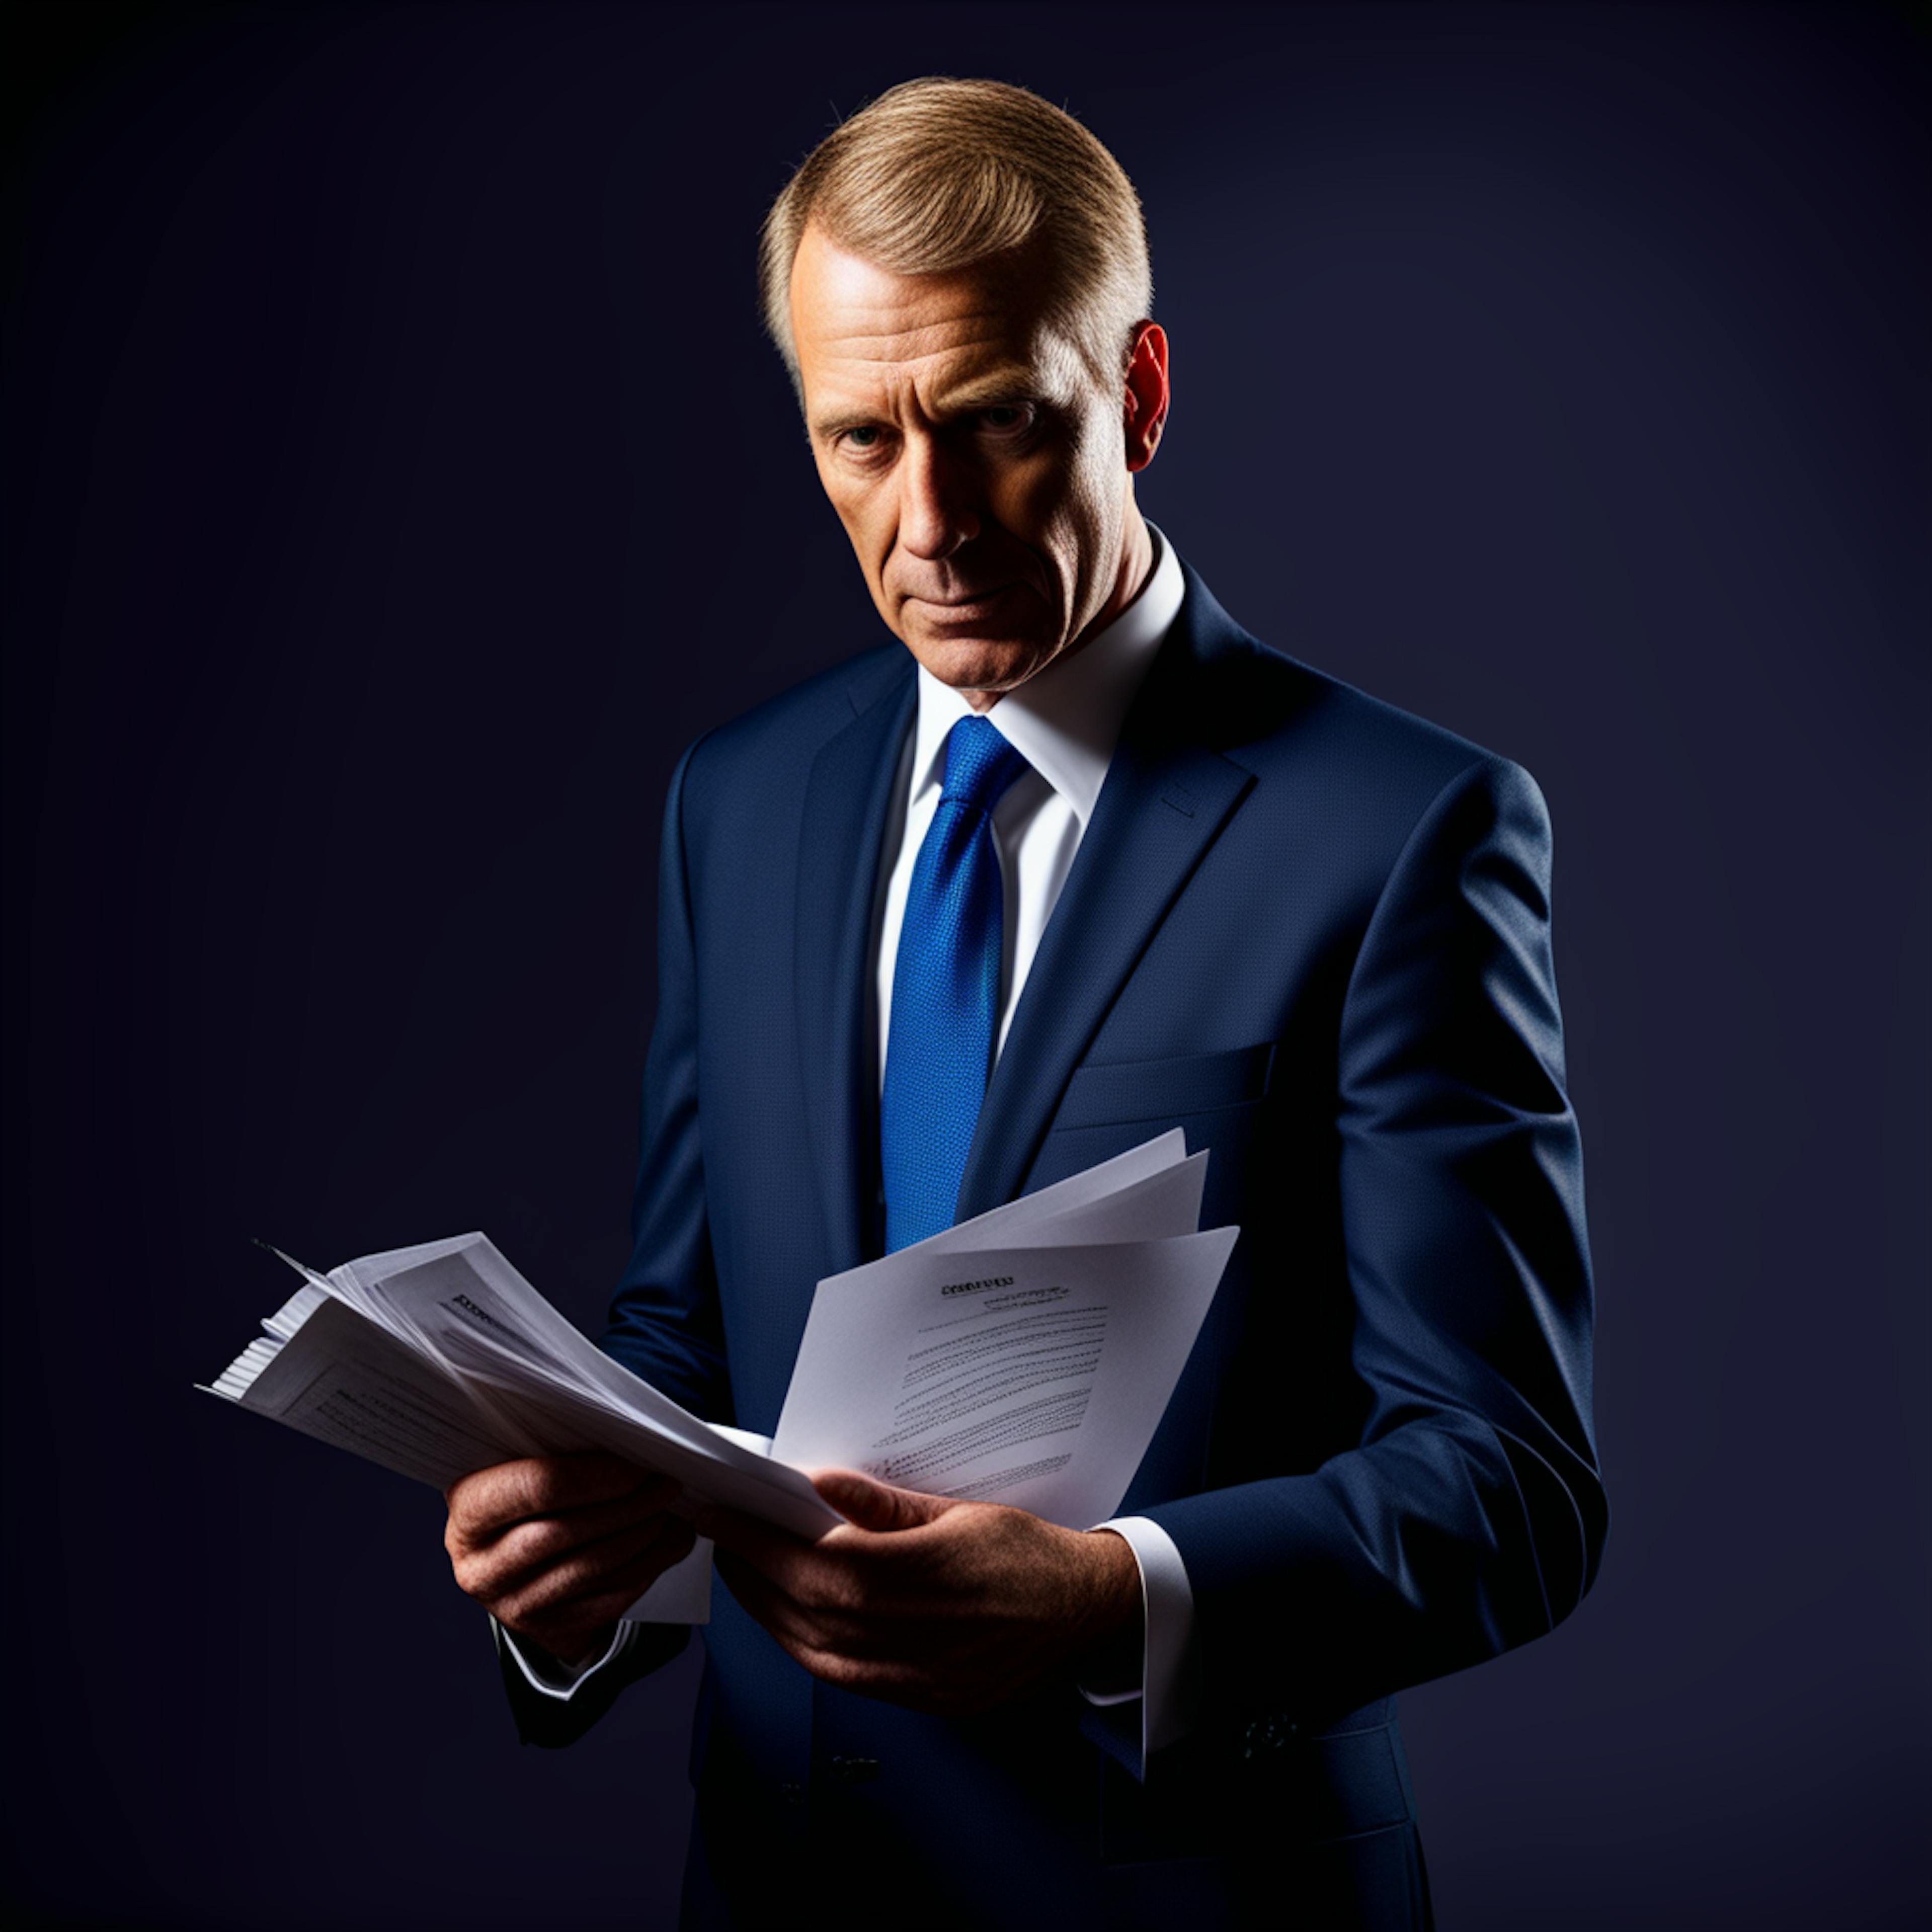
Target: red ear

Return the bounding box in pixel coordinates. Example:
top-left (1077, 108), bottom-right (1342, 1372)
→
top-left (810, 1466), bottom-right (948, 1532)
top-left (1123, 321), bottom-right (1170, 474)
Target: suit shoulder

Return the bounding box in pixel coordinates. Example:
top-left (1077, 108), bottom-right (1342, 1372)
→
top-left (1197, 626), bottom-right (1539, 824)
top-left (677, 642), bottom-right (908, 799)
top-left (1160, 568), bottom-right (1549, 891)
top-left (1237, 633), bottom-right (1497, 766)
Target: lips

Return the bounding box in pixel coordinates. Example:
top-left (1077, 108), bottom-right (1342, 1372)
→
top-left (904, 583), bottom-right (1027, 622)
top-left (905, 583), bottom-right (1016, 613)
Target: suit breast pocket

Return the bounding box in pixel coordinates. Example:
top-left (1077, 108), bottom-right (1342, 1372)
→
top-left (1051, 1041), bottom-right (1277, 1133)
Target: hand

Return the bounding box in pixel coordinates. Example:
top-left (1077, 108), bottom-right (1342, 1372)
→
top-left (443, 1452), bottom-right (695, 1667)
top-left (694, 1468), bottom-right (1142, 1716)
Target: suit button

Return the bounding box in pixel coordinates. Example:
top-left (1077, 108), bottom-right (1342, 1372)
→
top-left (829, 1754), bottom-right (881, 1784)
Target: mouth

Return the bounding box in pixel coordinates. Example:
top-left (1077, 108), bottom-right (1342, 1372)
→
top-left (905, 583), bottom-right (1019, 622)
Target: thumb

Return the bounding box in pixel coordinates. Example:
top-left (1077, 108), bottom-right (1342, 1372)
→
top-left (811, 1467), bottom-right (948, 1533)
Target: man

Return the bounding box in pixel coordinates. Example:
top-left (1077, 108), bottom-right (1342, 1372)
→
top-left (443, 78), bottom-right (1604, 1930)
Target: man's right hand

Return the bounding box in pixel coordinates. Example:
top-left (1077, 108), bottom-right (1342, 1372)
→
top-left (444, 1453), bottom-right (694, 1668)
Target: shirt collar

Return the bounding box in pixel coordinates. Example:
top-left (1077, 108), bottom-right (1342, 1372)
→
top-left (907, 521), bottom-right (1184, 824)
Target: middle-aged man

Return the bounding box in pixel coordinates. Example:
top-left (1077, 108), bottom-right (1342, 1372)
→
top-left (441, 78), bottom-right (1605, 1930)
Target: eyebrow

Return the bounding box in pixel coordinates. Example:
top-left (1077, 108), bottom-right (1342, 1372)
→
top-left (932, 366), bottom-right (1045, 412)
top-left (809, 409), bottom-right (884, 442)
top-left (807, 364), bottom-right (1053, 443)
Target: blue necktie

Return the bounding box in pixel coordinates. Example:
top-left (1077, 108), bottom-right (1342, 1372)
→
top-left (881, 716), bottom-right (1032, 1252)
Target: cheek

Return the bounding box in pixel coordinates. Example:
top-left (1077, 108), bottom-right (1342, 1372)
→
top-left (996, 459), bottom-right (1091, 552)
top-left (1016, 468), bottom-right (1113, 592)
top-left (1021, 409), bottom-right (1119, 540)
top-left (825, 484), bottom-right (892, 577)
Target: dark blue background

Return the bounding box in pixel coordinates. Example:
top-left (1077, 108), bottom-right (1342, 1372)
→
top-left (6, 4), bottom-right (1926, 1926)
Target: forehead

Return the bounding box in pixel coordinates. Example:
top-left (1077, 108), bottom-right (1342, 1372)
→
top-left (789, 225), bottom-right (1082, 422)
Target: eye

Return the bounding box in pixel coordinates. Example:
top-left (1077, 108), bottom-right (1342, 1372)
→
top-left (975, 405), bottom-right (1034, 435)
top-left (834, 424), bottom-right (893, 460)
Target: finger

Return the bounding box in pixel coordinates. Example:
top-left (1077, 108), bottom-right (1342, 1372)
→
top-left (447, 1452), bottom-right (674, 1530)
top-left (710, 1543), bottom-right (910, 1665)
top-left (476, 1495), bottom-right (689, 1596)
top-left (687, 1501), bottom-right (821, 1579)
top-left (459, 1500), bottom-right (690, 1607)
top-left (693, 1480), bottom-right (936, 1567)
top-left (510, 1534), bottom-right (699, 1663)
top-left (713, 1548), bottom-right (825, 1653)
top-left (808, 1468), bottom-right (951, 1534)
top-left (448, 1456), bottom-right (678, 1542)
top-left (691, 1495), bottom-right (944, 1627)
top-left (499, 1514), bottom-right (698, 1630)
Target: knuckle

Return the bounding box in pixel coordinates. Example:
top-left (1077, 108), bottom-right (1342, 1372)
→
top-left (514, 1518), bottom-right (566, 1569)
top-left (532, 1549), bottom-right (587, 1602)
top-left (508, 1461), bottom-right (551, 1517)
top-left (491, 1523), bottom-right (537, 1577)
top-left (560, 1546), bottom-right (622, 1600)
top-left (795, 1559), bottom-right (840, 1609)
top-left (453, 1560), bottom-right (494, 1606)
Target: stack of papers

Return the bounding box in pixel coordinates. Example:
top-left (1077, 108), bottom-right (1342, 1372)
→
top-left (200, 1131), bottom-right (1237, 1624)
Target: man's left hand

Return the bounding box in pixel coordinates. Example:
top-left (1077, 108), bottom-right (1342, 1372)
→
top-left (693, 1469), bottom-right (1143, 1716)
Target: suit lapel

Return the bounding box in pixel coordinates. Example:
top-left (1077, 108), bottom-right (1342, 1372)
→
top-left (794, 655), bottom-right (917, 1274)
top-left (955, 572), bottom-right (1259, 1221)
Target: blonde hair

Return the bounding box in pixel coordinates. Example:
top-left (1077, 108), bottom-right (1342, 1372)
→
top-left (759, 77), bottom-right (1152, 393)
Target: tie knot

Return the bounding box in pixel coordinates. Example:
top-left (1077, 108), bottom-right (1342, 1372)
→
top-left (939, 716), bottom-right (1029, 816)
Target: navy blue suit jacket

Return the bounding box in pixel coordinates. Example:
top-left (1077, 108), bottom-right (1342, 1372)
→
top-left (506, 566), bottom-right (1605, 1928)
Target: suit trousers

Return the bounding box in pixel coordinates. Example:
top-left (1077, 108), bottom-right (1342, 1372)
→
top-left (675, 1684), bottom-right (1434, 1931)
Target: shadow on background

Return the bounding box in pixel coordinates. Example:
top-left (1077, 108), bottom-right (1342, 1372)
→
top-left (5, 5), bottom-right (1926, 1927)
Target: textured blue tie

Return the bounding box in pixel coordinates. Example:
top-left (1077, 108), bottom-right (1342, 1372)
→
top-left (880, 716), bottom-right (1032, 1252)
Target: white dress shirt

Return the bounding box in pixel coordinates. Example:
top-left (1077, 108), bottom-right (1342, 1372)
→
top-left (506, 524), bottom-right (1199, 1773)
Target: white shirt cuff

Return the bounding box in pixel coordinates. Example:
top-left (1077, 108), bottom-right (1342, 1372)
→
top-left (495, 1616), bottom-right (637, 1701)
top-left (1076, 1514), bottom-right (1198, 1765)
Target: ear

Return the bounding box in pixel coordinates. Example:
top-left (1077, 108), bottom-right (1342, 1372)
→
top-left (1121, 321), bottom-right (1170, 473)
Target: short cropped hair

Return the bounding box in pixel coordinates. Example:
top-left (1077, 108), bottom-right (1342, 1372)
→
top-left (759, 77), bottom-right (1152, 394)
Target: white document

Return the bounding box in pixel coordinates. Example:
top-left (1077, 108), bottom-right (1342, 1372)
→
top-left (914, 1130), bottom-right (1192, 1251)
top-left (199, 1238), bottom-right (841, 1573)
top-left (774, 1139), bottom-right (1237, 1531)
top-left (369, 1246), bottom-right (836, 1538)
top-left (216, 1291), bottom-right (534, 1492)
top-left (203, 1133), bottom-right (1235, 1626)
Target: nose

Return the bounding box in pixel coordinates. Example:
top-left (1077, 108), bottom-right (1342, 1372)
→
top-left (897, 433), bottom-right (982, 562)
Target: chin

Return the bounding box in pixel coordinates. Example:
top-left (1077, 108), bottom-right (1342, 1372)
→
top-left (906, 631), bottom-right (1059, 696)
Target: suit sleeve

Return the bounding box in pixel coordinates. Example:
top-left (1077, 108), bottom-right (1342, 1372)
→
top-left (599, 735), bottom-right (735, 1422)
top-left (497, 737), bottom-right (731, 1747)
top-left (1144, 754), bottom-right (1606, 1731)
